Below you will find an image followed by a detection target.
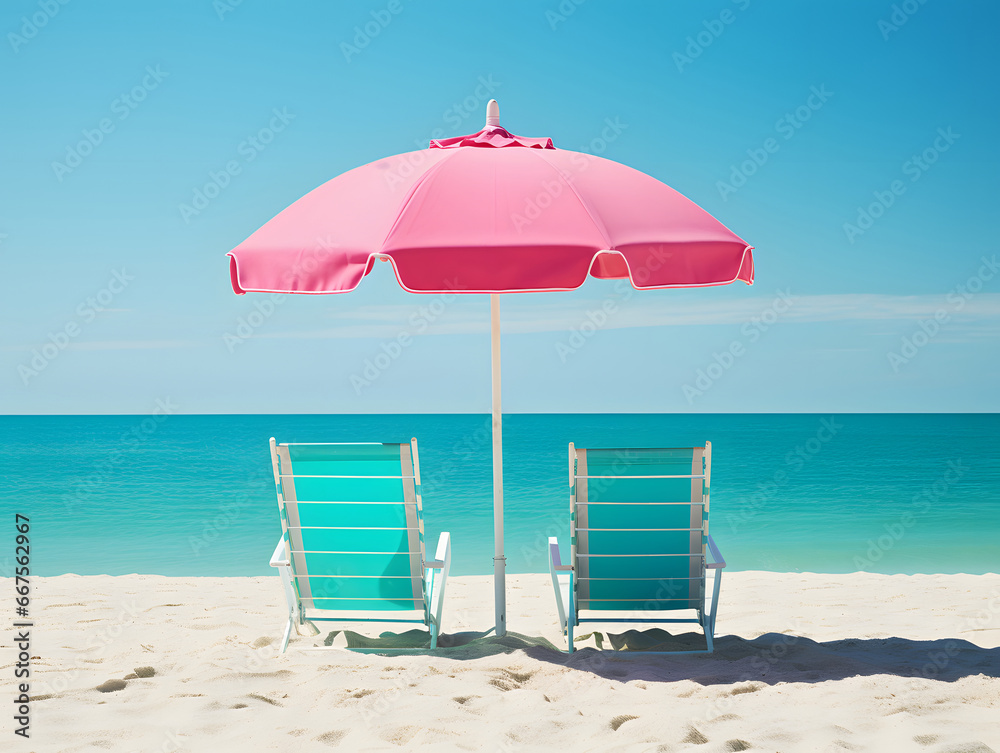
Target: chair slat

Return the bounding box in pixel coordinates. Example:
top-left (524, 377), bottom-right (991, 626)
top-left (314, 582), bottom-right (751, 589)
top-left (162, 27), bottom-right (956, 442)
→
top-left (275, 441), bottom-right (427, 614)
top-left (573, 445), bottom-right (707, 613)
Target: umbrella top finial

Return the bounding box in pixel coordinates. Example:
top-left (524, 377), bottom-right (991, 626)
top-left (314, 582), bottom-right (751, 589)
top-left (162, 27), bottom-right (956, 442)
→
top-left (485, 99), bottom-right (500, 128)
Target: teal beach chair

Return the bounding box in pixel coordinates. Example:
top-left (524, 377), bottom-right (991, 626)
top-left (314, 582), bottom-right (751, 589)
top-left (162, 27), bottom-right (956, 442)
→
top-left (549, 442), bottom-right (725, 653)
top-left (268, 438), bottom-right (451, 652)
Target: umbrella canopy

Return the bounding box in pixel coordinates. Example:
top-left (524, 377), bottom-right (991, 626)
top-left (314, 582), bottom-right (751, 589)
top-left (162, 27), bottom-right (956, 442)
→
top-left (228, 103), bottom-right (752, 296)
top-left (228, 100), bottom-right (754, 637)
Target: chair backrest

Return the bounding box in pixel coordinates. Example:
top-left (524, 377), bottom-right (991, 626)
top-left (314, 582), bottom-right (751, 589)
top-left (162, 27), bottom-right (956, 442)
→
top-left (270, 439), bottom-right (427, 614)
top-left (570, 443), bottom-right (711, 612)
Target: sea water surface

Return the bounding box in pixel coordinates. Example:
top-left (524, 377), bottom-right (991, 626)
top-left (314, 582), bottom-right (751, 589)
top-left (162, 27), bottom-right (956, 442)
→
top-left (2, 414), bottom-right (997, 577)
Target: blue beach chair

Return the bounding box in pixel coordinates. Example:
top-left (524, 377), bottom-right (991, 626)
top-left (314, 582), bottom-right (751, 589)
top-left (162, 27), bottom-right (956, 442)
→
top-left (268, 438), bottom-right (451, 653)
top-left (549, 442), bottom-right (725, 653)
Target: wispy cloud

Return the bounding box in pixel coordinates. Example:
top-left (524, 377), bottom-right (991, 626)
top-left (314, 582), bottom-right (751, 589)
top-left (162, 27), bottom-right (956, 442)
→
top-left (67, 339), bottom-right (196, 351)
top-left (252, 293), bottom-right (1000, 340)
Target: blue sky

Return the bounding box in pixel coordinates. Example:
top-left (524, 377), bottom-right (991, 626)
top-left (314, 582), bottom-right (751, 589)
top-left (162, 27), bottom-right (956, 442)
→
top-left (1, 0), bottom-right (998, 414)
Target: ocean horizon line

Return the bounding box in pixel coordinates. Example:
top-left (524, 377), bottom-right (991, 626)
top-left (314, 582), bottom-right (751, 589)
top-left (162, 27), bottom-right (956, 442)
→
top-left (3, 410), bottom-right (999, 418)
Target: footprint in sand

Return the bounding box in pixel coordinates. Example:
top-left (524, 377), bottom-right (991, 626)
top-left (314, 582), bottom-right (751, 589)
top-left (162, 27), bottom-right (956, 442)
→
top-left (234, 670), bottom-right (294, 680)
top-left (489, 668), bottom-right (536, 691)
top-left (610, 715), bottom-right (638, 731)
top-left (246, 693), bottom-right (282, 706)
top-left (724, 741), bottom-right (753, 752)
top-left (382, 726), bottom-right (419, 746)
top-left (315, 730), bottom-right (347, 747)
top-left (95, 679), bottom-right (127, 693)
top-left (123, 666), bottom-right (156, 680)
top-left (711, 714), bottom-right (741, 723)
top-left (682, 726), bottom-right (709, 744)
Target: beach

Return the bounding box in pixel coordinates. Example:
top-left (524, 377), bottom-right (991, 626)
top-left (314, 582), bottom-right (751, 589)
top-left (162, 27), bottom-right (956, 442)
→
top-left (15, 571), bottom-right (1000, 752)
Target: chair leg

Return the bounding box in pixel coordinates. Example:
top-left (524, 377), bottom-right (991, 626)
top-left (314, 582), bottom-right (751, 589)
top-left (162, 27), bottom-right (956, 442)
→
top-left (430, 619), bottom-right (439, 650)
top-left (277, 563), bottom-right (298, 652)
top-left (707, 569), bottom-right (723, 648)
top-left (566, 571), bottom-right (575, 653)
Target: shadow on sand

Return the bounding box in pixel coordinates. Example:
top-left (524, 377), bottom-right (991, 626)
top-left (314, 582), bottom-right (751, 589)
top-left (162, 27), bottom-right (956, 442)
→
top-left (320, 627), bottom-right (1000, 686)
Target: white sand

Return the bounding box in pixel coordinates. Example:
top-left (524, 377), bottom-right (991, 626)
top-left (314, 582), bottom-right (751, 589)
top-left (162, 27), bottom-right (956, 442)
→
top-left (9, 572), bottom-right (1000, 753)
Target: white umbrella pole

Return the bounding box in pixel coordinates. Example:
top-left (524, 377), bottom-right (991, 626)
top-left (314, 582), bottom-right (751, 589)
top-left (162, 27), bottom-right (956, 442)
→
top-left (490, 293), bottom-right (507, 637)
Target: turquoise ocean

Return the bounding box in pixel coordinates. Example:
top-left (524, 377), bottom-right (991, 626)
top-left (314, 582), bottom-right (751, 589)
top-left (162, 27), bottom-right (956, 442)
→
top-left (2, 413), bottom-right (997, 577)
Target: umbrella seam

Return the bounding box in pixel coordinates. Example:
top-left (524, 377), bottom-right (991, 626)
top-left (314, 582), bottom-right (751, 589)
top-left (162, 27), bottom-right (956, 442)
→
top-left (532, 150), bottom-right (614, 249)
top-left (379, 149), bottom-right (461, 252)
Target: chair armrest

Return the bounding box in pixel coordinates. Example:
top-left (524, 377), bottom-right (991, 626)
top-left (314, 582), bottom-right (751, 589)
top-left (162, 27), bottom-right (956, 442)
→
top-left (549, 537), bottom-right (572, 633)
top-left (269, 537), bottom-right (289, 568)
top-left (426, 532), bottom-right (451, 637)
top-left (549, 538), bottom-right (572, 571)
top-left (706, 535), bottom-right (726, 569)
top-left (425, 531), bottom-right (451, 570)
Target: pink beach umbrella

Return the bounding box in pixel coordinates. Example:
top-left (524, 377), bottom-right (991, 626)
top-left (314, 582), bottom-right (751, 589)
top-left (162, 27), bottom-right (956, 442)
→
top-left (227, 100), bottom-right (754, 637)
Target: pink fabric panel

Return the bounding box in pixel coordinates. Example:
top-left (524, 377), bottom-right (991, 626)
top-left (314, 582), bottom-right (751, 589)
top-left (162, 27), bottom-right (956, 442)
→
top-left (534, 150), bottom-right (752, 287)
top-left (228, 148), bottom-right (452, 294)
top-left (382, 148), bottom-right (610, 256)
